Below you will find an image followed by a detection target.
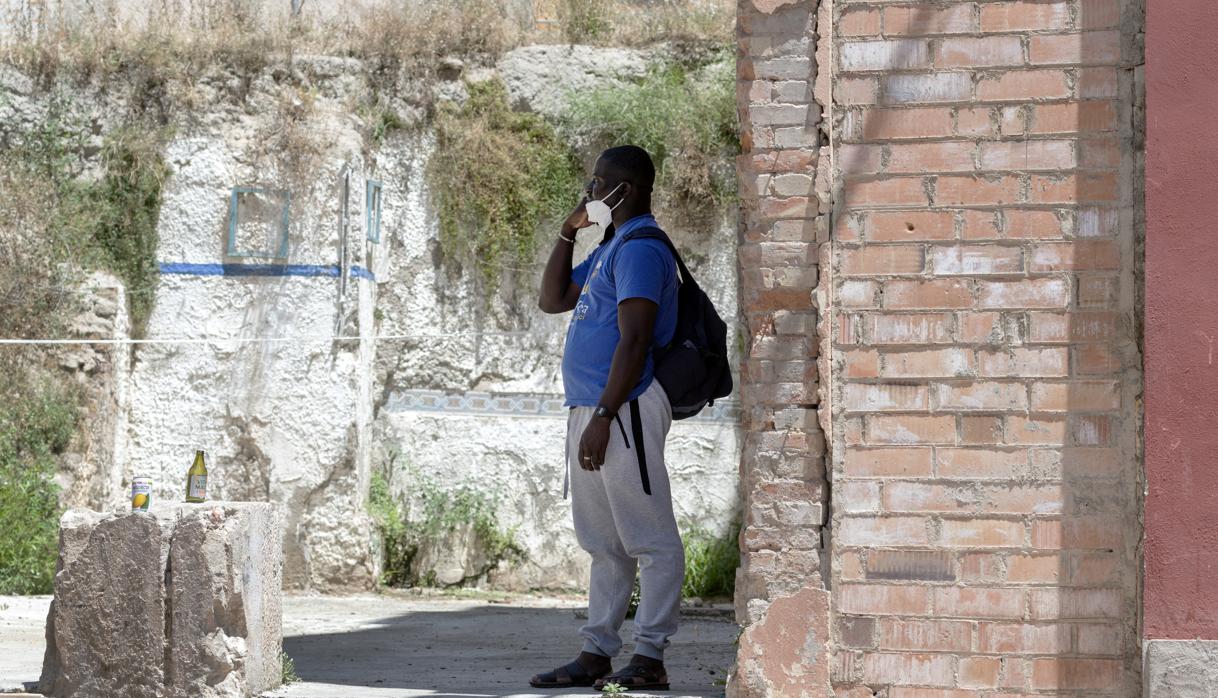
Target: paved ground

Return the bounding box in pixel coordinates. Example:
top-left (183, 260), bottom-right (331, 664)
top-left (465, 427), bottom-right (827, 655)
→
top-left (1, 593), bottom-right (735, 698)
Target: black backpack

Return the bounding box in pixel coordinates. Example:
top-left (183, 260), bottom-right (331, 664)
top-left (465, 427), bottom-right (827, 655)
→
top-left (621, 226), bottom-right (734, 420)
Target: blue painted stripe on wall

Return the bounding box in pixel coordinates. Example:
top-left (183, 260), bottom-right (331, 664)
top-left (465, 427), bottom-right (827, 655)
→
top-left (158, 262), bottom-right (376, 281)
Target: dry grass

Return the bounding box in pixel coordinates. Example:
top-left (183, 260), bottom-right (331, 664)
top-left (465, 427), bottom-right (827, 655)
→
top-left (0, 0), bottom-right (732, 87)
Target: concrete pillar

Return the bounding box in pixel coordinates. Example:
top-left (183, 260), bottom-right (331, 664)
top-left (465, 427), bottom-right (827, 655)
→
top-left (1143, 0), bottom-right (1218, 695)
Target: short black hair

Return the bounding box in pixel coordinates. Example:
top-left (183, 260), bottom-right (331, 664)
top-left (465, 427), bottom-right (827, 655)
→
top-left (600, 145), bottom-right (655, 193)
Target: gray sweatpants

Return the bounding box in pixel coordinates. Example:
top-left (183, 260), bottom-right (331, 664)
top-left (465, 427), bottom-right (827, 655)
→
top-left (565, 379), bottom-right (684, 661)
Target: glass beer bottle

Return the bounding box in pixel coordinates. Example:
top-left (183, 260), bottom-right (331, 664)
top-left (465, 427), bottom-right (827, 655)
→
top-left (185, 450), bottom-right (208, 503)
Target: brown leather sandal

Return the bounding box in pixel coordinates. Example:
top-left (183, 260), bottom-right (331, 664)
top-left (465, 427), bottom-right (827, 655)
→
top-left (529, 659), bottom-right (611, 688)
top-left (594, 662), bottom-right (671, 691)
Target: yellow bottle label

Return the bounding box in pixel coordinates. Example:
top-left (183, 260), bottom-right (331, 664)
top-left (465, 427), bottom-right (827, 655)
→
top-left (187, 474), bottom-right (207, 501)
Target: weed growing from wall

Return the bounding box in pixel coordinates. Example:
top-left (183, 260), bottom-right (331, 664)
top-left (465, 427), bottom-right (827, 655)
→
top-left (0, 366), bottom-right (79, 594)
top-left (680, 521), bottom-right (740, 600)
top-left (565, 54), bottom-right (738, 211)
top-left (369, 468), bottom-right (526, 587)
top-left (5, 101), bottom-right (170, 336)
top-left (430, 79), bottom-right (582, 288)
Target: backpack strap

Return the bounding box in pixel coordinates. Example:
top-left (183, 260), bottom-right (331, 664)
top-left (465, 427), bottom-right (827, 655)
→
top-left (621, 225), bottom-right (699, 291)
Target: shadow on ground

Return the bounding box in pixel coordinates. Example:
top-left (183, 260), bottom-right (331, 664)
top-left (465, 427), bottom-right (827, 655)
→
top-left (269, 596), bottom-right (734, 698)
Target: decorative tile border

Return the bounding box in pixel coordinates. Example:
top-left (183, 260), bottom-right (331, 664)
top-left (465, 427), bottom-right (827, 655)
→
top-left (383, 389), bottom-right (741, 424)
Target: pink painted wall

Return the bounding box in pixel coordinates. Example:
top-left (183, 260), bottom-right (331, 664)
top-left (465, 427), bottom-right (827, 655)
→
top-left (1144, 0), bottom-right (1218, 640)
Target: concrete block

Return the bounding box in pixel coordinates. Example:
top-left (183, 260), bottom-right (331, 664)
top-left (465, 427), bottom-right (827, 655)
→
top-left (1144, 639), bottom-right (1218, 698)
top-left (39, 503), bottom-right (283, 698)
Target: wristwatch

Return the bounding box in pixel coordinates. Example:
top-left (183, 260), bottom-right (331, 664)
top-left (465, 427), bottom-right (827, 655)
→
top-left (593, 405), bottom-right (616, 420)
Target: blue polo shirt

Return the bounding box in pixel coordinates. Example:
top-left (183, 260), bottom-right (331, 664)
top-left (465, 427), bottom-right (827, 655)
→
top-left (562, 214), bottom-right (678, 407)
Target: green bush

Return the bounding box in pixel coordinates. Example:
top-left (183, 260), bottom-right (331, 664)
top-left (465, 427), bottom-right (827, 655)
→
top-left (369, 467), bottom-right (526, 587)
top-left (565, 55), bottom-right (739, 208)
top-left (0, 368), bottom-right (79, 595)
top-left (430, 79), bottom-right (582, 288)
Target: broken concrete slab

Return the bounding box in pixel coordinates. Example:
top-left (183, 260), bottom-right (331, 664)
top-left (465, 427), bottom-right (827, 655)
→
top-left (1144, 639), bottom-right (1218, 698)
top-left (38, 502), bottom-right (283, 698)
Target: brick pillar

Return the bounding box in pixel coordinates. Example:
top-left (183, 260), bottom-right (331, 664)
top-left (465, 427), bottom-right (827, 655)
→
top-left (828, 1), bottom-right (1144, 695)
top-left (730, 0), bottom-right (833, 695)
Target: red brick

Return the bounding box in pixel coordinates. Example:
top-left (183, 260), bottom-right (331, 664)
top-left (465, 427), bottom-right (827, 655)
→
top-left (979, 279), bottom-right (1070, 309)
top-left (936, 448), bottom-right (1026, 478)
top-left (933, 586), bottom-right (1025, 617)
top-left (1028, 101), bottom-right (1118, 133)
top-left (1007, 553), bottom-right (1062, 583)
top-left (959, 415), bottom-right (1003, 444)
top-left (978, 347), bottom-right (1069, 377)
top-left (935, 36), bottom-right (1024, 68)
top-left (841, 279), bottom-right (879, 307)
top-left (837, 583), bottom-right (932, 615)
top-left (883, 279), bottom-right (974, 309)
top-left (759, 195), bottom-right (815, 219)
top-left (1080, 137), bottom-right (1122, 168)
top-left (1029, 172), bottom-right (1119, 203)
top-left (936, 176), bottom-right (1021, 206)
top-left (888, 690), bottom-right (976, 698)
top-left (840, 551), bottom-right (866, 581)
top-left (1031, 658), bottom-right (1123, 689)
top-left (842, 178), bottom-right (929, 207)
top-left (845, 349), bottom-right (882, 378)
top-left (1074, 344), bottom-right (1121, 374)
top-left (979, 140), bottom-right (1075, 171)
top-left (1079, 0), bottom-right (1122, 29)
top-left (1079, 275), bottom-right (1119, 310)
top-left (1078, 67), bottom-right (1119, 97)
top-left (931, 244), bottom-right (1023, 275)
top-left (977, 622), bottom-right (1071, 653)
top-left (959, 552), bottom-right (1004, 582)
top-left (860, 107), bottom-right (954, 140)
top-left (977, 69), bottom-right (1071, 102)
top-left (1005, 415), bottom-right (1067, 445)
top-left (1028, 311), bottom-right (1118, 343)
top-left (937, 381), bottom-right (1028, 411)
top-left (959, 209), bottom-right (998, 239)
top-left (862, 653), bottom-right (955, 686)
top-left (1028, 240), bottom-right (1121, 271)
top-left (877, 619), bottom-right (973, 651)
top-left (1029, 31), bottom-right (1121, 65)
top-left (1030, 380), bottom-right (1120, 412)
top-left (886, 142), bottom-right (975, 173)
top-left (956, 107), bottom-right (996, 137)
top-left (939, 519), bottom-right (1026, 547)
top-left (1076, 621), bottom-right (1124, 654)
top-left (840, 245), bottom-right (925, 275)
top-left (839, 480), bottom-right (883, 513)
top-left (838, 144), bottom-right (885, 175)
top-left (881, 349), bottom-right (974, 378)
top-left (1030, 586), bottom-right (1123, 621)
top-left (843, 382), bottom-right (930, 412)
top-left (1003, 209), bottom-right (1064, 239)
top-left (980, 2), bottom-right (1070, 32)
top-left (866, 210), bottom-right (957, 241)
top-left (839, 77), bottom-right (880, 105)
top-left (840, 8), bottom-right (882, 36)
top-left (867, 415), bottom-right (958, 444)
top-left (870, 313), bottom-right (954, 344)
top-left (958, 311), bottom-right (1001, 343)
top-left (883, 4), bottom-right (975, 35)
top-left (841, 39), bottom-right (933, 72)
top-left (845, 447), bottom-right (935, 477)
top-left (959, 656), bottom-right (1001, 688)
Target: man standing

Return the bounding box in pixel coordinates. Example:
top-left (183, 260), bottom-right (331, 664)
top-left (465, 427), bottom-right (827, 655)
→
top-left (530, 145), bottom-right (682, 691)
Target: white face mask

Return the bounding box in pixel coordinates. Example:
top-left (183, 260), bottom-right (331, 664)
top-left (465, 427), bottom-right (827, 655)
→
top-left (585, 182), bottom-right (624, 229)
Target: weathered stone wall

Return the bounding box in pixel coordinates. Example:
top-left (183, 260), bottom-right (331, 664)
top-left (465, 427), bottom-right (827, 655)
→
top-left (1, 43), bottom-right (743, 593)
top-left (732, 0), bottom-right (1144, 694)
